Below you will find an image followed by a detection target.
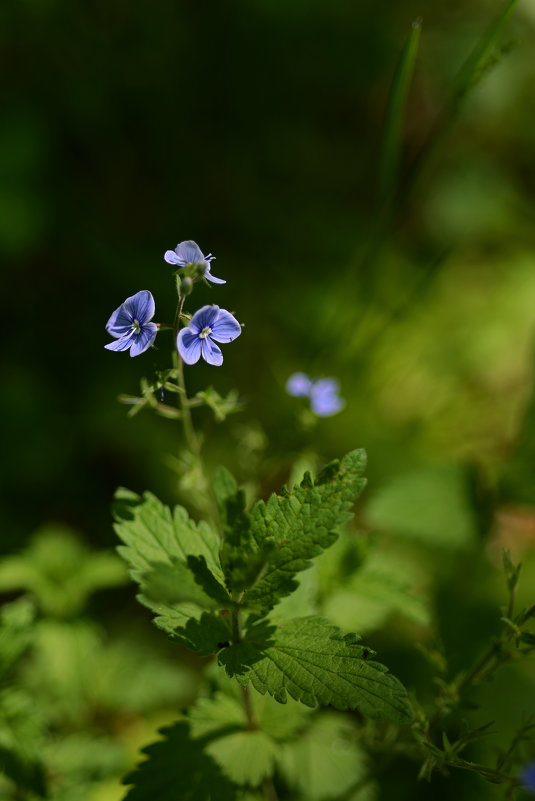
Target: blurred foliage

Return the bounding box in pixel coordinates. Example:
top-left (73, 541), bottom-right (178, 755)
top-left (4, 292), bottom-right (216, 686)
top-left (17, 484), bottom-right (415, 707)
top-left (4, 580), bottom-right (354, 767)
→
top-left (1, 0), bottom-right (535, 797)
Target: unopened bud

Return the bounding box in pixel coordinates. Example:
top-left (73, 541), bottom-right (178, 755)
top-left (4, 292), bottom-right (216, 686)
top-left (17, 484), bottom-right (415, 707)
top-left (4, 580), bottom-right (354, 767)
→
top-left (180, 276), bottom-right (193, 296)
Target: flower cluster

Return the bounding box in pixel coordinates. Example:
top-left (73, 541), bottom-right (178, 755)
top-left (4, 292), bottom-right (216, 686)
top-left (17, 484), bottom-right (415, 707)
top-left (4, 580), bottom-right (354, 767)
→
top-left (104, 240), bottom-right (241, 365)
top-left (286, 372), bottom-right (345, 417)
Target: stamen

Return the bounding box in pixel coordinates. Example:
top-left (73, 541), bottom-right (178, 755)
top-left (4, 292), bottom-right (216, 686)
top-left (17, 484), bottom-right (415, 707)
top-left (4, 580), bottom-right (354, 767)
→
top-left (199, 326), bottom-right (212, 340)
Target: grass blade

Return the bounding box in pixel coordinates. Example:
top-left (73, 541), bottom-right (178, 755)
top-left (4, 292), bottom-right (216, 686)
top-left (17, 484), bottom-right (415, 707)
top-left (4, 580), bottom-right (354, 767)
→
top-left (378, 18), bottom-right (422, 204)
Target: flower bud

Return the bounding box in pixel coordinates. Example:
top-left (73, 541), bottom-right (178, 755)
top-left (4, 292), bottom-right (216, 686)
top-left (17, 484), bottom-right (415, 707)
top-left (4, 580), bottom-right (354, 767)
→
top-left (180, 276), bottom-right (194, 296)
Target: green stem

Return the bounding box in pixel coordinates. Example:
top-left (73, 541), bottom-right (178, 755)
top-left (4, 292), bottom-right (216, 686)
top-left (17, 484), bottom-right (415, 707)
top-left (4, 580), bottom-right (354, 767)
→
top-left (455, 640), bottom-right (501, 695)
top-left (230, 603), bottom-right (278, 799)
top-left (173, 292), bottom-right (212, 510)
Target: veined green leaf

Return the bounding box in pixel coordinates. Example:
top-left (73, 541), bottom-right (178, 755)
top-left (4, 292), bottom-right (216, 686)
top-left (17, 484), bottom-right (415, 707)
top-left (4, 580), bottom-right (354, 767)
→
top-left (244, 450), bottom-right (367, 613)
top-left (113, 489), bottom-right (230, 634)
top-left (276, 712), bottom-right (374, 801)
top-left (219, 616), bottom-right (412, 723)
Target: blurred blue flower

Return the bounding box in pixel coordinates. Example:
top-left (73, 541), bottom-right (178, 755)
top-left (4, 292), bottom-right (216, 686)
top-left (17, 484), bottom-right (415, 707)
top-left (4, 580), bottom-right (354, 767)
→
top-left (286, 372), bottom-right (345, 417)
top-left (178, 305), bottom-right (241, 366)
top-left (286, 372), bottom-right (313, 398)
top-left (164, 240), bottom-right (225, 284)
top-left (105, 290), bottom-right (158, 357)
top-left (522, 762), bottom-right (535, 793)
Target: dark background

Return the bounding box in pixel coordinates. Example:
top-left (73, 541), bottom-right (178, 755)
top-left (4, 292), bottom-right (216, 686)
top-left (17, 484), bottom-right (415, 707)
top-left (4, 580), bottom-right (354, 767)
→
top-left (2, 0), bottom-right (535, 554)
top-left (2, 2), bottom-right (535, 799)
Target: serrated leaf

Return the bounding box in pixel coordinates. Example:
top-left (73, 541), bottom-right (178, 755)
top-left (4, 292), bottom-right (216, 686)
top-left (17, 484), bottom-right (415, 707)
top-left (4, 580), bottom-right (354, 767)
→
top-left (188, 691), bottom-right (280, 787)
top-left (189, 693), bottom-right (246, 739)
top-left (114, 489), bottom-right (221, 575)
top-left (113, 489), bottom-right (227, 634)
top-left (244, 450), bottom-right (367, 613)
top-left (215, 467), bottom-right (272, 594)
top-left (172, 611), bottom-right (232, 656)
top-left (123, 721), bottom-right (238, 801)
top-left (276, 712), bottom-right (373, 801)
top-left (219, 616), bottom-right (412, 723)
top-left (207, 730), bottom-right (278, 787)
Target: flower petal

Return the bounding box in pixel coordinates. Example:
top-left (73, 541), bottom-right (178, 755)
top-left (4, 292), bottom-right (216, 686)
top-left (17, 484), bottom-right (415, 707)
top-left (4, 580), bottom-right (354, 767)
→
top-left (310, 379), bottom-right (345, 417)
top-left (129, 323), bottom-right (158, 357)
top-left (205, 268), bottom-right (226, 285)
top-left (106, 303), bottom-right (133, 337)
top-left (189, 305), bottom-right (220, 334)
top-left (202, 337), bottom-right (223, 366)
top-left (210, 309), bottom-right (241, 343)
top-left (286, 373), bottom-right (312, 397)
top-left (174, 240), bottom-right (204, 264)
top-left (123, 290), bottom-right (155, 325)
top-left (178, 328), bottom-right (202, 364)
top-left (164, 250), bottom-right (182, 265)
top-left (104, 334), bottom-right (133, 352)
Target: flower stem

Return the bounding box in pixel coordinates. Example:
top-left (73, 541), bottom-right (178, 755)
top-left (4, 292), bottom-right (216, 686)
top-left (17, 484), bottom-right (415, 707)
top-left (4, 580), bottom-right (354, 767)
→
top-left (173, 295), bottom-right (202, 459)
top-left (230, 603), bottom-right (278, 800)
top-left (173, 291), bottom-right (220, 525)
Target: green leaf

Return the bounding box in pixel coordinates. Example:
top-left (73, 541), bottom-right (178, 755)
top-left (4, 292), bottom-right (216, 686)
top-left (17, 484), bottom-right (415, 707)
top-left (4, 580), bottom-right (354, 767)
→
top-left (0, 598), bottom-right (35, 677)
top-left (219, 616), bottom-right (412, 723)
top-left (188, 692), bottom-right (285, 787)
top-left (244, 450), bottom-right (367, 613)
top-left (123, 721), bottom-right (238, 801)
top-left (189, 692), bottom-right (247, 739)
top-left (322, 547), bottom-right (429, 635)
top-left (276, 712), bottom-right (374, 801)
top-left (113, 489), bottom-right (229, 634)
top-left (206, 731), bottom-right (278, 787)
top-left (364, 465), bottom-right (476, 548)
top-left (189, 687), bottom-right (309, 744)
top-left (0, 688), bottom-right (46, 797)
top-left (171, 611), bottom-right (232, 656)
top-left (0, 526), bottom-right (128, 618)
top-left (215, 467), bottom-right (273, 594)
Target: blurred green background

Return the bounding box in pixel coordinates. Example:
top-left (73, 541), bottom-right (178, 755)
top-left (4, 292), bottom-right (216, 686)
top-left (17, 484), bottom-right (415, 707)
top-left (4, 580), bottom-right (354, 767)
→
top-left (1, 0), bottom-right (535, 798)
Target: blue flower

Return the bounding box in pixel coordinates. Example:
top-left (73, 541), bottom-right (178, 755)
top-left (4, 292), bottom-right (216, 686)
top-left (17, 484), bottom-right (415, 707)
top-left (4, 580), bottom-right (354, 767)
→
top-left (286, 372), bottom-right (345, 417)
top-left (105, 290), bottom-right (158, 357)
top-left (522, 762), bottom-right (535, 793)
top-left (178, 305), bottom-right (241, 366)
top-left (164, 240), bottom-right (225, 285)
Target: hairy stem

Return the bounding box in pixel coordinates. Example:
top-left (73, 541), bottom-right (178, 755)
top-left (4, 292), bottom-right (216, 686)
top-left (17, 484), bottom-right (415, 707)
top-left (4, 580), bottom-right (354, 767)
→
top-left (173, 290), bottom-right (221, 524)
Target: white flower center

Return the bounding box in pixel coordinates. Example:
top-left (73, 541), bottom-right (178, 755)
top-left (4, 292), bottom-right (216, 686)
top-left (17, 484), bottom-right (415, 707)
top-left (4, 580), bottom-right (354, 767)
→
top-left (199, 326), bottom-right (212, 340)
top-left (132, 319), bottom-right (141, 334)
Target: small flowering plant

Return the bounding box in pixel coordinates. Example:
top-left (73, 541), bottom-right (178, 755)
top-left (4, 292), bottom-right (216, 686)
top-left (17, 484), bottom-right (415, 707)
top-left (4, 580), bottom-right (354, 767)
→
top-left (103, 240), bottom-right (535, 801)
top-left (104, 241), bottom-right (243, 428)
